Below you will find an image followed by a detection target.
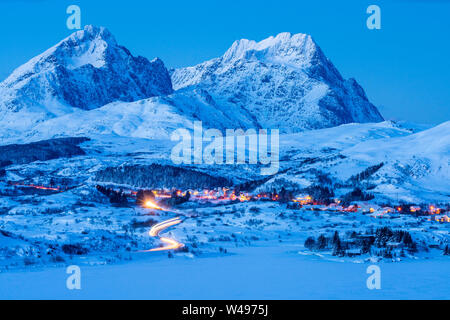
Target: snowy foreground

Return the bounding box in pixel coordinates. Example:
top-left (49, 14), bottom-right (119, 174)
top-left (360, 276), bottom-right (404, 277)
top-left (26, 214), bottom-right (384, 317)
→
top-left (1, 199), bottom-right (449, 299)
top-left (1, 245), bottom-right (449, 299)
top-left (0, 124), bottom-right (449, 299)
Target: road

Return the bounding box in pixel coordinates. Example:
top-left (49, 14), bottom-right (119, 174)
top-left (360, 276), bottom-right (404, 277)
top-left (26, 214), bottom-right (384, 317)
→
top-left (142, 216), bottom-right (184, 252)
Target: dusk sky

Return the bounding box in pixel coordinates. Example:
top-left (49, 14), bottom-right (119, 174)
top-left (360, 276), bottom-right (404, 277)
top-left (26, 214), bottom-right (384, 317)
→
top-left (0, 0), bottom-right (449, 125)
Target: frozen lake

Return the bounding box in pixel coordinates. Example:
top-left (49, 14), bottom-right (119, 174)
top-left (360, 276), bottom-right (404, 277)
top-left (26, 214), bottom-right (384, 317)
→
top-left (0, 246), bottom-right (449, 299)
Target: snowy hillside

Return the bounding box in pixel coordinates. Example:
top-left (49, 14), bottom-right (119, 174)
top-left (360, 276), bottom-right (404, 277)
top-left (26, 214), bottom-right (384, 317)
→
top-left (256, 121), bottom-right (450, 203)
top-left (172, 32), bottom-right (384, 133)
top-left (0, 25), bottom-right (172, 133)
top-left (1, 88), bottom-right (260, 144)
top-left (342, 121), bottom-right (450, 202)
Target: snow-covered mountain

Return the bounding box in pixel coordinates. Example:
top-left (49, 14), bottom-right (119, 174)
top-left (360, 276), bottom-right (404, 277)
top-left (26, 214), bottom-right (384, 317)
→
top-left (172, 32), bottom-right (383, 132)
top-left (0, 25), bottom-right (172, 132)
top-left (0, 28), bottom-right (385, 140)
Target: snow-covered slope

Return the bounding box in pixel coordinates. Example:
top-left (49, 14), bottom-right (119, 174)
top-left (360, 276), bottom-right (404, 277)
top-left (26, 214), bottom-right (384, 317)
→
top-left (0, 25), bottom-right (173, 132)
top-left (172, 32), bottom-right (383, 133)
top-left (5, 88), bottom-right (259, 143)
top-left (258, 121), bottom-right (450, 203)
top-left (341, 121), bottom-right (450, 202)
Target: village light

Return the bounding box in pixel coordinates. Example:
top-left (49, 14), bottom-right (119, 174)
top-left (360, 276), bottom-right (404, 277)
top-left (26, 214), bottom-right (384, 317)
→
top-left (145, 200), bottom-right (162, 210)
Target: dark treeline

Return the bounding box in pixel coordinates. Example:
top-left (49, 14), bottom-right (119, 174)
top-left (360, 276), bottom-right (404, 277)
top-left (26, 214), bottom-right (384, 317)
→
top-left (96, 185), bottom-right (128, 205)
top-left (161, 190), bottom-right (191, 207)
top-left (234, 176), bottom-right (274, 192)
top-left (304, 227), bottom-right (418, 258)
top-left (95, 164), bottom-right (230, 190)
top-left (341, 187), bottom-right (374, 205)
top-left (0, 137), bottom-right (89, 166)
top-left (302, 185), bottom-right (334, 203)
top-left (349, 162), bottom-right (384, 183)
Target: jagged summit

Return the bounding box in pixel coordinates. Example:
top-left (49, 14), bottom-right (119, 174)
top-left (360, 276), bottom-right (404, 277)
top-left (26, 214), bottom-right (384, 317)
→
top-left (5, 26), bottom-right (115, 79)
top-left (223, 32), bottom-right (320, 65)
top-left (0, 29), bottom-right (383, 138)
top-left (172, 32), bottom-right (383, 132)
top-left (0, 25), bottom-right (173, 128)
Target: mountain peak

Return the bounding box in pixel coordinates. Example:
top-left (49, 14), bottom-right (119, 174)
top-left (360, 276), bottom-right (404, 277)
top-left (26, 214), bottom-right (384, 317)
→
top-left (60, 25), bottom-right (118, 56)
top-left (0, 25), bottom-right (173, 124)
top-left (67, 25), bottom-right (116, 44)
top-left (222, 32), bottom-right (319, 65)
top-left (172, 32), bottom-right (383, 132)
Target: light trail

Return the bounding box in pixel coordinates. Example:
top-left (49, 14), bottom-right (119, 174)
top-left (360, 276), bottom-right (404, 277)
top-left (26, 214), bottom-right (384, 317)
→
top-left (149, 217), bottom-right (182, 237)
top-left (140, 216), bottom-right (184, 252)
top-left (10, 183), bottom-right (60, 191)
top-left (147, 237), bottom-right (182, 251)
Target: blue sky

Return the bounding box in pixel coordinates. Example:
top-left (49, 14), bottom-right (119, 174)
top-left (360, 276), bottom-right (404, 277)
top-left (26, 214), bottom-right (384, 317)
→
top-left (0, 0), bottom-right (449, 125)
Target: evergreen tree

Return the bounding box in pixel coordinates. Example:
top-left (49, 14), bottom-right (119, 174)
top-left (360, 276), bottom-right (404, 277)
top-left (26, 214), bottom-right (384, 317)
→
top-left (400, 249), bottom-right (406, 257)
top-left (331, 231), bottom-right (344, 256)
top-left (317, 234), bottom-right (327, 250)
top-left (361, 240), bottom-right (372, 254)
top-left (408, 242), bottom-right (418, 254)
top-left (332, 231), bottom-right (340, 245)
top-left (383, 248), bottom-right (393, 259)
top-left (304, 237), bottom-right (316, 251)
